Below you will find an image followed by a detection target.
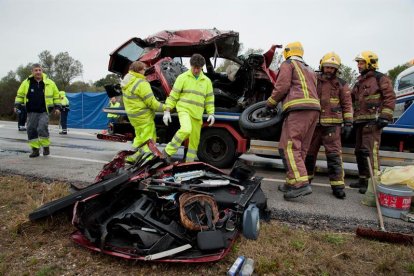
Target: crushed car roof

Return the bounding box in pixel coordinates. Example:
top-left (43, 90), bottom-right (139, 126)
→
top-left (109, 28), bottom-right (241, 74)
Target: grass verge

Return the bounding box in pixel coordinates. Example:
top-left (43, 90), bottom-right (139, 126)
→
top-left (1, 174), bottom-right (413, 275)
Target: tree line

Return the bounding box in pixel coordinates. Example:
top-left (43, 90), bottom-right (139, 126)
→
top-left (0, 50), bottom-right (120, 119)
top-left (0, 49), bottom-right (410, 120)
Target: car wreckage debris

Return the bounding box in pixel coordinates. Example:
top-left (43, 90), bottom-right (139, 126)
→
top-left (29, 140), bottom-right (268, 262)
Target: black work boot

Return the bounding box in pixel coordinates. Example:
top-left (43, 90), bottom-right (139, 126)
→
top-left (279, 180), bottom-right (311, 193)
top-left (359, 183), bottom-right (368, 194)
top-left (283, 184), bottom-right (312, 200)
top-left (332, 186), bottom-right (346, 199)
top-left (278, 183), bottom-right (289, 193)
top-left (349, 178), bottom-right (368, 189)
top-left (29, 148), bottom-right (40, 158)
top-left (43, 147), bottom-right (50, 156)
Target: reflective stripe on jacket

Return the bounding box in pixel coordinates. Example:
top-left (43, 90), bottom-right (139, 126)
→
top-left (317, 75), bottom-right (353, 125)
top-left (121, 71), bottom-right (164, 123)
top-left (165, 70), bottom-right (214, 120)
top-left (15, 73), bottom-right (61, 112)
top-left (107, 102), bottom-right (120, 118)
top-left (352, 70), bottom-right (396, 122)
top-left (267, 59), bottom-right (320, 113)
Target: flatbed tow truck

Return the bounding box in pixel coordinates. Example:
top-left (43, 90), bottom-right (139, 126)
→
top-left (99, 91), bottom-right (414, 168)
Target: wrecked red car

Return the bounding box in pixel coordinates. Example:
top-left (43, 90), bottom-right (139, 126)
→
top-left (107, 29), bottom-right (279, 110)
top-left (100, 29), bottom-right (283, 168)
top-left (29, 141), bottom-right (268, 262)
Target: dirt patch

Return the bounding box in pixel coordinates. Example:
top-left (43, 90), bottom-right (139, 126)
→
top-left (1, 174), bottom-right (414, 275)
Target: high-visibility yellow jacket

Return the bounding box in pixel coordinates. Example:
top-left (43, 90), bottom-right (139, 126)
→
top-left (59, 91), bottom-right (70, 107)
top-left (15, 73), bottom-right (61, 112)
top-left (121, 71), bottom-right (164, 123)
top-left (107, 102), bottom-right (120, 118)
top-left (165, 70), bottom-right (214, 120)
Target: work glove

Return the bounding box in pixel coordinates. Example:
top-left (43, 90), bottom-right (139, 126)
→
top-left (376, 118), bottom-right (389, 129)
top-left (163, 111), bottom-right (172, 126)
top-left (341, 124), bottom-right (353, 139)
top-left (207, 115), bottom-right (215, 126)
top-left (260, 106), bottom-right (276, 118)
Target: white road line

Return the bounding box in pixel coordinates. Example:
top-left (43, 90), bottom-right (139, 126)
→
top-left (50, 129), bottom-right (96, 136)
top-left (0, 124), bottom-right (96, 137)
top-left (49, 155), bottom-right (108, 164)
top-left (263, 177), bottom-right (352, 189)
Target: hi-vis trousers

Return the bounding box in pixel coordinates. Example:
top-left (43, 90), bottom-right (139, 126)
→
top-left (27, 112), bottom-right (50, 149)
top-left (165, 111), bottom-right (202, 162)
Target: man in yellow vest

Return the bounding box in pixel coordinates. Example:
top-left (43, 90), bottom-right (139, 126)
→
top-left (59, 91), bottom-right (70, 134)
top-left (121, 61), bottom-right (165, 163)
top-left (162, 54), bottom-right (215, 163)
top-left (107, 97), bottom-right (120, 126)
top-left (14, 63), bottom-right (61, 157)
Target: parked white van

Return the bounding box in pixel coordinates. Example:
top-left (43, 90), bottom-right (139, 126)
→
top-left (393, 66), bottom-right (414, 118)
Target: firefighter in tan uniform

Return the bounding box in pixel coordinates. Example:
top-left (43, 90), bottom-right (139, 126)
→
top-left (350, 51), bottom-right (396, 193)
top-left (162, 54), bottom-right (215, 162)
top-left (266, 42), bottom-right (321, 200)
top-left (305, 52), bottom-right (353, 199)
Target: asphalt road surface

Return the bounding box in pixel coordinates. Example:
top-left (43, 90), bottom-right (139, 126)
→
top-left (1, 120), bottom-right (413, 233)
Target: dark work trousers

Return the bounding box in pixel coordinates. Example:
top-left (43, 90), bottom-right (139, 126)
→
top-left (60, 109), bottom-right (69, 130)
top-left (27, 112), bottom-right (50, 149)
top-left (278, 110), bottom-right (319, 187)
top-left (305, 125), bottom-right (345, 188)
top-left (354, 122), bottom-right (382, 178)
top-left (18, 106), bottom-right (27, 127)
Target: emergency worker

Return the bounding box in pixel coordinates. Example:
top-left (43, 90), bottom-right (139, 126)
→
top-left (162, 54), bottom-right (215, 163)
top-left (107, 97), bottom-right (120, 126)
top-left (304, 52), bottom-right (353, 199)
top-left (121, 61), bottom-right (164, 163)
top-left (59, 91), bottom-right (70, 134)
top-left (265, 42), bottom-right (321, 200)
top-left (14, 63), bottom-right (61, 157)
top-left (350, 51), bottom-right (396, 193)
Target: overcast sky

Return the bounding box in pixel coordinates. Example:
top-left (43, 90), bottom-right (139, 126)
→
top-left (0, 0), bottom-right (413, 83)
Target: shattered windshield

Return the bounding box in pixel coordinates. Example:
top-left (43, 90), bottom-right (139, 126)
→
top-left (118, 41), bottom-right (145, 61)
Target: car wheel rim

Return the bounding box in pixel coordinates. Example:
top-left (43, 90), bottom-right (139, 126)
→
top-left (249, 107), bottom-right (273, 123)
top-left (205, 135), bottom-right (227, 160)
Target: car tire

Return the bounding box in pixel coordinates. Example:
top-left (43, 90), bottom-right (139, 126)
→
top-left (198, 128), bottom-right (237, 168)
top-left (239, 101), bottom-right (283, 141)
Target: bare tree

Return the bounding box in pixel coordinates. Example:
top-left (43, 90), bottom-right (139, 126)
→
top-left (339, 64), bottom-right (358, 87)
top-left (38, 50), bottom-right (55, 77)
top-left (15, 64), bottom-right (33, 82)
top-left (53, 52), bottom-right (83, 90)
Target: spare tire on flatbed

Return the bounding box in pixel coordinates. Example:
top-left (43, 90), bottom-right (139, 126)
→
top-left (238, 101), bottom-right (283, 141)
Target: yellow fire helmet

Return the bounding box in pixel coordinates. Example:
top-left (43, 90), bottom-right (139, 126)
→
top-left (283, 41), bottom-right (304, 59)
top-left (319, 52), bottom-right (341, 70)
top-left (354, 51), bottom-right (379, 70)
